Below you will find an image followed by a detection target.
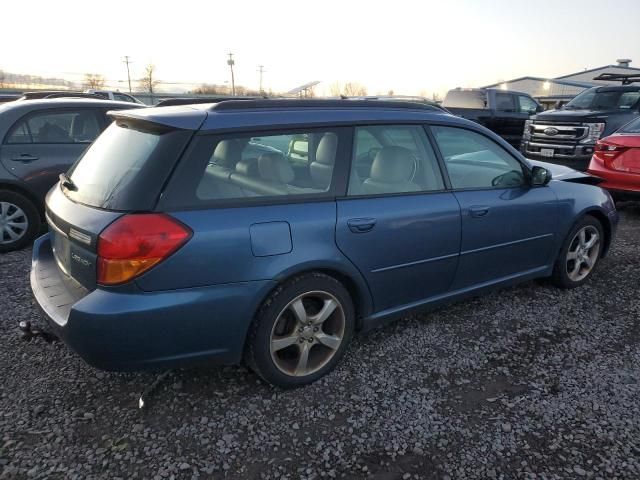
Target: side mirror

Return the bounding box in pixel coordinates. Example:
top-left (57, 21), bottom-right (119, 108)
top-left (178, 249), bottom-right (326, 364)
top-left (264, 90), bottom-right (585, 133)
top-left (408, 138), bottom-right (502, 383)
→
top-left (531, 166), bottom-right (552, 186)
top-left (535, 104), bottom-right (544, 113)
top-left (554, 100), bottom-right (562, 110)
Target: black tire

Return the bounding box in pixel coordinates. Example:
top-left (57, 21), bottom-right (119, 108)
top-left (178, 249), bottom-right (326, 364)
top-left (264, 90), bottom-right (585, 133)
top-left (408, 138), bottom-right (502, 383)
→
top-left (245, 272), bottom-right (355, 388)
top-left (550, 215), bottom-right (604, 289)
top-left (0, 190), bottom-right (40, 253)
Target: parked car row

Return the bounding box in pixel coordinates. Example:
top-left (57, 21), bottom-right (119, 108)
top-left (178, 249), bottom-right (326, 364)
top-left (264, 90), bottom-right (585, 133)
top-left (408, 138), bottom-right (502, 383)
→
top-left (28, 98), bottom-right (618, 388)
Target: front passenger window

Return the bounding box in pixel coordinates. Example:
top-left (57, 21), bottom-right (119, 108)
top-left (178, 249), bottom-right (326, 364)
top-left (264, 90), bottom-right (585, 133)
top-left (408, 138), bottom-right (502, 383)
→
top-left (432, 126), bottom-right (525, 189)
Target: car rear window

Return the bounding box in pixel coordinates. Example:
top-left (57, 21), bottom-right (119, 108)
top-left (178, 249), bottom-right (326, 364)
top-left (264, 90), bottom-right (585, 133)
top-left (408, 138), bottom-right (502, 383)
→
top-left (619, 117), bottom-right (640, 134)
top-left (64, 120), bottom-right (192, 211)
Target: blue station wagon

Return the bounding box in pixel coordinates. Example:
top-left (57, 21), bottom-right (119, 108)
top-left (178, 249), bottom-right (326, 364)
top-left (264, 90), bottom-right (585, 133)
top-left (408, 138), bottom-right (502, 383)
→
top-left (30, 99), bottom-right (618, 387)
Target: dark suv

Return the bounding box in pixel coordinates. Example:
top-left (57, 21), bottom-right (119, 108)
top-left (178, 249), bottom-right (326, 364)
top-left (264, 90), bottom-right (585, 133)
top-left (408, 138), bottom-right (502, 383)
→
top-left (0, 98), bottom-right (145, 251)
top-left (31, 99), bottom-right (617, 387)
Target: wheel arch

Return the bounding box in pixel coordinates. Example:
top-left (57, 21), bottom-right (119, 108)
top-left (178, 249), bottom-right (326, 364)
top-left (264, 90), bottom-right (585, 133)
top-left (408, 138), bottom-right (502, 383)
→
top-left (0, 181), bottom-right (45, 224)
top-left (582, 208), bottom-right (613, 257)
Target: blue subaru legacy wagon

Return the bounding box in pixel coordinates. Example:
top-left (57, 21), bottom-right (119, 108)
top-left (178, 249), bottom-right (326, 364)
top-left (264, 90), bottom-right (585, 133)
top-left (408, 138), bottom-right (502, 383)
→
top-left (30, 99), bottom-right (618, 387)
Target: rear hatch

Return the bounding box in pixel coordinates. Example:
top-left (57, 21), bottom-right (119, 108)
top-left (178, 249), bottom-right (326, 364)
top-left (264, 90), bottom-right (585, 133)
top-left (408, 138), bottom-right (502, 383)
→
top-left (46, 110), bottom-right (201, 290)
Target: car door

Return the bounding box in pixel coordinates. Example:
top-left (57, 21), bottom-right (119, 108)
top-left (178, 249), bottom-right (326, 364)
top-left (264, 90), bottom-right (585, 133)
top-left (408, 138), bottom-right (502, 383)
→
top-left (0, 108), bottom-right (102, 199)
top-left (335, 125), bottom-right (461, 314)
top-left (430, 125), bottom-right (558, 290)
top-left (494, 92), bottom-right (523, 147)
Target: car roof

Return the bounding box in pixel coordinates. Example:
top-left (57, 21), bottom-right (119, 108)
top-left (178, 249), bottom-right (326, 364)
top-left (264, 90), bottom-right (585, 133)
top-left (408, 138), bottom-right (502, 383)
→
top-left (1, 98), bottom-right (145, 112)
top-left (109, 99), bottom-right (463, 132)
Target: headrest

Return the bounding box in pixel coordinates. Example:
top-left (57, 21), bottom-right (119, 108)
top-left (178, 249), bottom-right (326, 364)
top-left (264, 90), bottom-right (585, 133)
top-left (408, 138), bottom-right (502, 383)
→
top-left (369, 146), bottom-right (416, 183)
top-left (258, 153), bottom-right (295, 184)
top-left (315, 133), bottom-right (338, 166)
top-left (212, 140), bottom-right (243, 168)
top-left (235, 158), bottom-right (259, 177)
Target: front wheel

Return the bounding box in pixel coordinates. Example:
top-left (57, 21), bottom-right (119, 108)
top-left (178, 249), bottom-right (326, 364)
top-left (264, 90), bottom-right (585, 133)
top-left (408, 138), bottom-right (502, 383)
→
top-left (245, 273), bottom-right (355, 388)
top-left (550, 215), bottom-right (604, 288)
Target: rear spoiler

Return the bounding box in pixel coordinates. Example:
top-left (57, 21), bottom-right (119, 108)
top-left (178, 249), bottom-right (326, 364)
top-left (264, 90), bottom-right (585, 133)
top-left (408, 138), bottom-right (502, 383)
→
top-left (107, 106), bottom-right (207, 131)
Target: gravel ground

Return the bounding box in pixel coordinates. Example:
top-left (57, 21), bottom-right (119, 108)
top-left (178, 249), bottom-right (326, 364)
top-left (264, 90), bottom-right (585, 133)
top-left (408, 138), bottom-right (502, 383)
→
top-left (1, 203), bottom-right (639, 480)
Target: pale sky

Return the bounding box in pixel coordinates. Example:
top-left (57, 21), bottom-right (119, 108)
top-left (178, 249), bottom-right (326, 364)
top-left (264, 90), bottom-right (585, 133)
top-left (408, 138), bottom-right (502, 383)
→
top-left (1, 0), bottom-right (639, 96)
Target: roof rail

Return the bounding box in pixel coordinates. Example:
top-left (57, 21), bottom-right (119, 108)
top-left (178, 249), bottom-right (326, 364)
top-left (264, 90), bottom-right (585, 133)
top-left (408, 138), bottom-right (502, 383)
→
top-left (19, 91), bottom-right (105, 100)
top-left (210, 98), bottom-right (444, 112)
top-left (593, 73), bottom-right (640, 85)
top-left (155, 96), bottom-right (264, 107)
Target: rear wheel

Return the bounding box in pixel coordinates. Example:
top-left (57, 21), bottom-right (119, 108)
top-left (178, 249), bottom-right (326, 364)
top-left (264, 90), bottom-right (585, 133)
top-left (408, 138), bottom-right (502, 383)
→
top-left (0, 190), bottom-right (40, 253)
top-left (550, 215), bottom-right (603, 288)
top-left (245, 273), bottom-right (355, 388)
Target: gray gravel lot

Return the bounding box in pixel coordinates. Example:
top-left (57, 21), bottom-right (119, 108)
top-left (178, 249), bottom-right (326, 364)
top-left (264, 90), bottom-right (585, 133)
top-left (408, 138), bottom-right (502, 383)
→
top-left (1, 204), bottom-right (639, 480)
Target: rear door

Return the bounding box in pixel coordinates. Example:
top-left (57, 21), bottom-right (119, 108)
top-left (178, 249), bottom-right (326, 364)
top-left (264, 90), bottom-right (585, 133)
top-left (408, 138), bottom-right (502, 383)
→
top-left (0, 108), bottom-right (103, 199)
top-left (335, 125), bottom-right (461, 313)
top-left (493, 92), bottom-right (523, 147)
top-left (430, 125), bottom-right (558, 290)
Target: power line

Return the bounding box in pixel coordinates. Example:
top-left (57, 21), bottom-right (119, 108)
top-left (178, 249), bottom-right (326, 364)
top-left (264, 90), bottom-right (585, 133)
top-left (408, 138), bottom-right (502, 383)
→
top-left (227, 53), bottom-right (236, 96)
top-left (123, 56), bottom-right (132, 92)
top-left (257, 65), bottom-right (265, 93)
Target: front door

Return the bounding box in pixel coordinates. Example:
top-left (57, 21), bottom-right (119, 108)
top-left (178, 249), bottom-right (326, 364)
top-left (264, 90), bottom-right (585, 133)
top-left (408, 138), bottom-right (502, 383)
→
top-left (430, 125), bottom-right (558, 290)
top-left (335, 125), bottom-right (461, 313)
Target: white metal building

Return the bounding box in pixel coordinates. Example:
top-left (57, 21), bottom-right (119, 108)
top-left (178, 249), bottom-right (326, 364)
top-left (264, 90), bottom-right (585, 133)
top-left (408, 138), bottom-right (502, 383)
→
top-left (483, 59), bottom-right (640, 109)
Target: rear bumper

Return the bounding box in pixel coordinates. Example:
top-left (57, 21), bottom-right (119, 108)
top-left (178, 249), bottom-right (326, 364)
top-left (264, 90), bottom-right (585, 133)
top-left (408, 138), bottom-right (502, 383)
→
top-left (587, 162), bottom-right (640, 198)
top-left (30, 234), bottom-right (273, 371)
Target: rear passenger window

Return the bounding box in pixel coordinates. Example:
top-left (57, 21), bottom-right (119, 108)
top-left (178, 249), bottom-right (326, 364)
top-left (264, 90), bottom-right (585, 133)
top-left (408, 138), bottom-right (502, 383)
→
top-left (348, 125), bottom-right (444, 196)
top-left (5, 110), bottom-right (101, 144)
top-left (165, 128), bottom-right (348, 207)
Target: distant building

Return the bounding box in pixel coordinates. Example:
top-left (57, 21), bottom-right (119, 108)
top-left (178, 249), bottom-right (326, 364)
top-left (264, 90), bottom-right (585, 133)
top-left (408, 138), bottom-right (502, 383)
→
top-left (483, 59), bottom-right (640, 109)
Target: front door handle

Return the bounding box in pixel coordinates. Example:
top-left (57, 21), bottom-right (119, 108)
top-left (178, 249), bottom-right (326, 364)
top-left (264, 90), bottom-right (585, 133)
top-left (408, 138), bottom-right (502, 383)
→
top-left (469, 206), bottom-right (490, 218)
top-left (347, 218), bottom-right (376, 233)
top-left (11, 154), bottom-right (39, 162)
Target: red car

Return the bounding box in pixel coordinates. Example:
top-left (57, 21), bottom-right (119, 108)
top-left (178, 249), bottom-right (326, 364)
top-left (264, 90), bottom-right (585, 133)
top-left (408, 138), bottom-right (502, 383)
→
top-left (588, 117), bottom-right (640, 200)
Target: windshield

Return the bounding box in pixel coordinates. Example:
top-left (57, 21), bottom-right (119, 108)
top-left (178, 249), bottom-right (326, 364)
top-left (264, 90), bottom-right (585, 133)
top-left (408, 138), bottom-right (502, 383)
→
top-left (64, 121), bottom-right (191, 210)
top-left (565, 87), bottom-right (640, 110)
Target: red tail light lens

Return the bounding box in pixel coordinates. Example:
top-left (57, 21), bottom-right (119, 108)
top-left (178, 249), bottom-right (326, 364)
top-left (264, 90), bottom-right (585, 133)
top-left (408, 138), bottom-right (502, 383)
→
top-left (97, 214), bottom-right (192, 286)
top-left (595, 141), bottom-right (628, 160)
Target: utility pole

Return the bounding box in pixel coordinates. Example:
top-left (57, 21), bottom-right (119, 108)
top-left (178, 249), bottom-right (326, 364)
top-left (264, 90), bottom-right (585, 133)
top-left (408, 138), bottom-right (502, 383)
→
top-left (257, 65), bottom-right (265, 94)
top-left (123, 56), bottom-right (132, 92)
top-left (227, 53), bottom-right (236, 96)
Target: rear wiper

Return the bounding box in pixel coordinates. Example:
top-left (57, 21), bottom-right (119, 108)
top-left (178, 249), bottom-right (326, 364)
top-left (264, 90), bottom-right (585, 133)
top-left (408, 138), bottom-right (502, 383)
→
top-left (59, 173), bottom-right (78, 191)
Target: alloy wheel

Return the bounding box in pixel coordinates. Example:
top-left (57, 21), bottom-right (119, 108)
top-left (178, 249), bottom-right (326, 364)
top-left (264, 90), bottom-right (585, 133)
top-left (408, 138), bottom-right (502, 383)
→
top-left (565, 225), bottom-right (600, 282)
top-left (269, 290), bottom-right (346, 377)
top-left (0, 201), bottom-right (29, 245)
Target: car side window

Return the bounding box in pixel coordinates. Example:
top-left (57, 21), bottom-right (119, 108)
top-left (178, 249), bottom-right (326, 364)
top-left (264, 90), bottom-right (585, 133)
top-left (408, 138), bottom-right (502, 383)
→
top-left (114, 93), bottom-right (134, 102)
top-left (5, 110), bottom-right (101, 144)
top-left (162, 128), bottom-right (348, 208)
top-left (347, 125), bottom-right (445, 196)
top-left (432, 126), bottom-right (525, 189)
top-left (518, 95), bottom-right (538, 114)
top-left (495, 93), bottom-right (516, 112)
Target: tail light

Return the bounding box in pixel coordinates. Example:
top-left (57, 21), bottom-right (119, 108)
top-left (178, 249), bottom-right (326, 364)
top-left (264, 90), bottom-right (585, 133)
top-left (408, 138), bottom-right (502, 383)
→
top-left (97, 214), bottom-right (192, 286)
top-left (595, 141), bottom-right (628, 161)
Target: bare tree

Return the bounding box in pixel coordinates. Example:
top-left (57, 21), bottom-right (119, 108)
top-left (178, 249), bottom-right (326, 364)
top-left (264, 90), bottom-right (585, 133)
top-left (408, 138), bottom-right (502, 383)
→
top-left (138, 64), bottom-right (160, 93)
top-left (343, 82), bottom-right (367, 96)
top-left (193, 84), bottom-right (223, 95)
top-left (83, 73), bottom-right (106, 89)
top-left (329, 81), bottom-right (367, 97)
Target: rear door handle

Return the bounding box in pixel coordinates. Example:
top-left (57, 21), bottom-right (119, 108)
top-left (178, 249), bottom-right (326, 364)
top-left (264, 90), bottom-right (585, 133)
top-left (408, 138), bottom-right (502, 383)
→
top-left (347, 217), bottom-right (376, 233)
top-left (11, 154), bottom-right (39, 162)
top-left (469, 206), bottom-right (490, 218)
